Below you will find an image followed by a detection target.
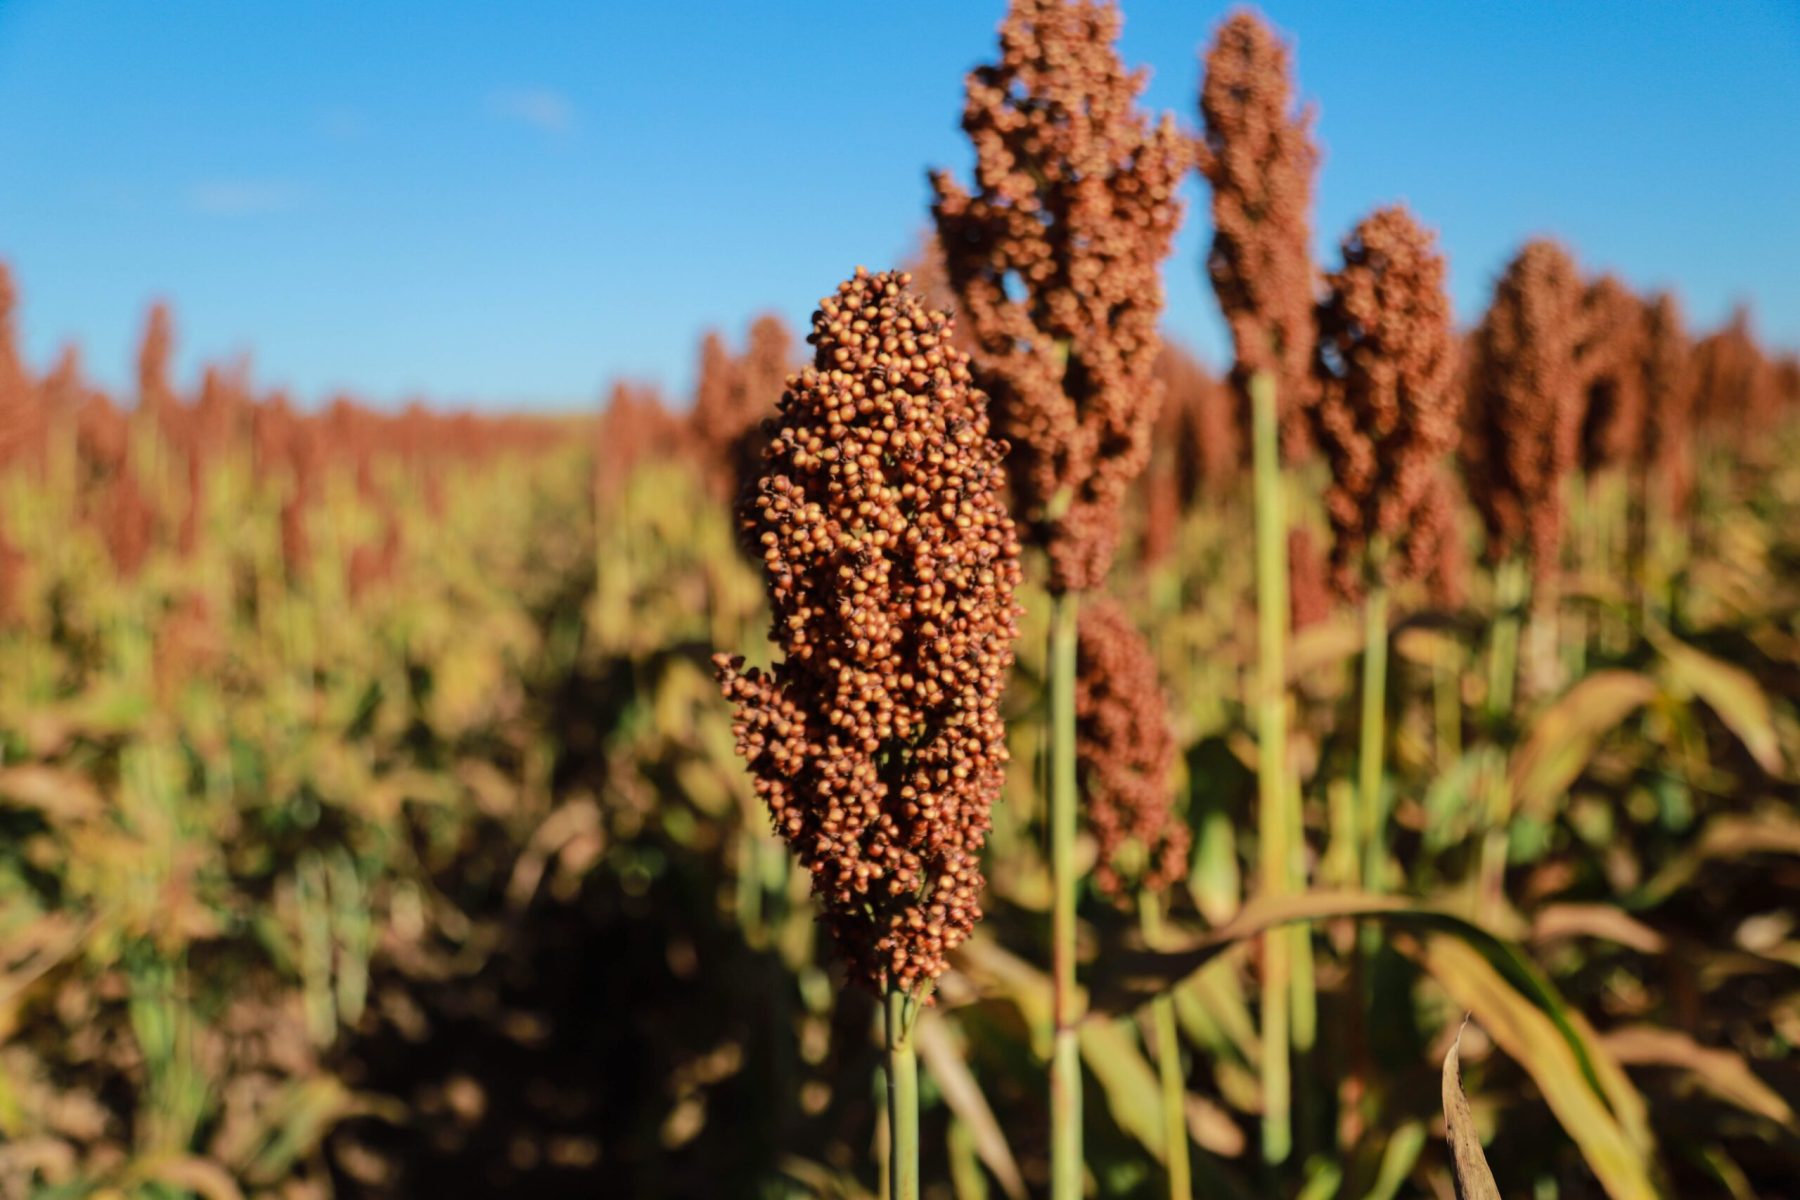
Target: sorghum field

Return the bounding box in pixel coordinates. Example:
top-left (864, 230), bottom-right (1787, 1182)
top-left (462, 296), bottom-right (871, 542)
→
top-left (4, 5), bottom-right (1799, 1199)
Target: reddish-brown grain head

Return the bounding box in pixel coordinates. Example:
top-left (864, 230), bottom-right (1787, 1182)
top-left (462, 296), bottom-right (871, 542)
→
top-left (714, 267), bottom-right (1023, 996)
top-left (1311, 205), bottom-right (1457, 598)
top-left (1075, 598), bottom-right (1186, 902)
top-left (1197, 7), bottom-right (1320, 461)
top-left (1639, 291), bottom-right (1695, 515)
top-left (931, 0), bottom-right (1189, 595)
top-left (1459, 239), bottom-right (1583, 583)
top-left (1575, 275), bottom-right (1649, 472)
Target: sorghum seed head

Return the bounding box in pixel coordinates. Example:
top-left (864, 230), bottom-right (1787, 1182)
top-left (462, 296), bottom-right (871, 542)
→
top-left (1198, 8), bottom-right (1320, 462)
top-left (1075, 598), bottom-right (1186, 903)
top-left (1311, 205), bottom-right (1457, 599)
top-left (931, 0), bottom-right (1189, 595)
top-left (1459, 238), bottom-right (1583, 584)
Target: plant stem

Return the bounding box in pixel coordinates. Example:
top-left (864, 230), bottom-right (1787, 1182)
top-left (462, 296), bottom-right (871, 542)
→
top-left (885, 987), bottom-right (920, 1200)
top-left (1486, 557), bottom-right (1524, 722)
top-left (1049, 588), bottom-right (1083, 1200)
top-left (1358, 581), bottom-right (1390, 891)
top-left (1141, 892), bottom-right (1192, 1200)
top-left (1249, 370), bottom-right (1292, 1164)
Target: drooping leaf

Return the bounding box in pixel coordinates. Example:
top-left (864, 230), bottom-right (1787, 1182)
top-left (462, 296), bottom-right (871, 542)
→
top-left (916, 1011), bottom-right (1028, 1200)
top-left (1418, 937), bottom-right (1658, 1200)
top-left (1653, 632), bottom-right (1784, 775)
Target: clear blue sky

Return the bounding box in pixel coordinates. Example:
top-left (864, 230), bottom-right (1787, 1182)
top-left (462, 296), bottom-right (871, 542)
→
top-left (1, 1), bottom-right (1796, 410)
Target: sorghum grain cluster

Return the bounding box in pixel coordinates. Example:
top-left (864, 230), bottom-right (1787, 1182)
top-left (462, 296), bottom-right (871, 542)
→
top-left (931, 0), bottom-right (1187, 595)
top-left (1074, 598), bottom-right (1186, 902)
top-left (1198, 8), bottom-right (1320, 461)
top-left (1575, 275), bottom-right (1649, 471)
top-left (1460, 239), bottom-right (1584, 582)
top-left (715, 268), bottom-right (1023, 996)
top-left (1311, 206), bottom-right (1457, 598)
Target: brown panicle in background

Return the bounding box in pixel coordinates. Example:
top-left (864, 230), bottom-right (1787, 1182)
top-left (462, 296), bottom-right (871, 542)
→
top-left (1288, 523), bottom-right (1331, 630)
top-left (136, 300), bottom-right (179, 430)
top-left (1410, 469), bottom-right (1468, 611)
top-left (1197, 7), bottom-right (1320, 461)
top-left (714, 268), bottom-right (1023, 996)
top-left (1311, 205), bottom-right (1458, 600)
top-left (1639, 292), bottom-right (1695, 516)
top-left (1157, 342), bottom-right (1239, 504)
top-left (0, 516), bottom-right (21, 623)
top-left (1690, 307), bottom-right (1777, 452)
top-left (1575, 275), bottom-right (1649, 472)
top-left (594, 380), bottom-right (685, 501)
top-left (347, 517), bottom-right (403, 604)
top-left (0, 264), bottom-right (46, 475)
top-left (690, 313), bottom-right (797, 514)
top-left (931, 0), bottom-right (1189, 595)
top-left (1075, 598), bottom-right (1186, 903)
top-left (1459, 239), bottom-right (1584, 583)
top-left (104, 466), bottom-right (154, 578)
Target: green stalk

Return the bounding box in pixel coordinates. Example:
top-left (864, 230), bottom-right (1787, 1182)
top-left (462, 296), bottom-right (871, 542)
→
top-left (1357, 580), bottom-right (1390, 891)
top-left (1141, 892), bottom-right (1192, 1200)
top-left (1249, 370), bottom-right (1292, 1164)
top-left (1486, 557), bottom-right (1525, 722)
top-left (885, 987), bottom-right (920, 1200)
top-left (1049, 588), bottom-right (1083, 1200)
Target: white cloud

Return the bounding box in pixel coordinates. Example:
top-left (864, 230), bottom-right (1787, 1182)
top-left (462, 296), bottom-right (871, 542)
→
top-left (186, 180), bottom-right (306, 216)
top-left (487, 87), bottom-right (575, 135)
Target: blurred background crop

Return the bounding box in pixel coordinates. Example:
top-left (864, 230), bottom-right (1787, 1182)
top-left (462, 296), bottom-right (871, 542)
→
top-left (1, 2), bottom-right (1798, 1198)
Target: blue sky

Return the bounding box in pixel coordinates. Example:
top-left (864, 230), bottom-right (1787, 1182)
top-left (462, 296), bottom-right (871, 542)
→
top-left (1, 1), bottom-right (1796, 410)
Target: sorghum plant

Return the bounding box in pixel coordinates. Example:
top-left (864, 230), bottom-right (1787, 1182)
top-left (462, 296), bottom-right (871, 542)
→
top-left (1196, 7), bottom-right (1319, 1159)
top-left (714, 267), bottom-right (1022, 1200)
top-left (931, 5), bottom-right (1185, 1188)
top-left (1311, 205), bottom-right (1457, 890)
top-left (1074, 597), bottom-right (1191, 1198)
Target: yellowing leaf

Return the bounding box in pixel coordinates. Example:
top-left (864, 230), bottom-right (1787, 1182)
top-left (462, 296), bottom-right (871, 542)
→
top-left (1510, 671), bottom-right (1657, 819)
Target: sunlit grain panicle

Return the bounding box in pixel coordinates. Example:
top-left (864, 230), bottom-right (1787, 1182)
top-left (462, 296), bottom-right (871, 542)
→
top-left (594, 380), bottom-right (685, 501)
top-left (690, 314), bottom-right (798, 511)
top-left (714, 268), bottom-right (1023, 996)
top-left (1075, 599), bottom-right (1186, 902)
top-left (931, 0), bottom-right (1189, 594)
top-left (1459, 239), bottom-right (1584, 583)
top-left (1575, 275), bottom-right (1649, 471)
top-left (1198, 8), bottom-right (1320, 460)
top-left (1311, 206), bottom-right (1457, 598)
